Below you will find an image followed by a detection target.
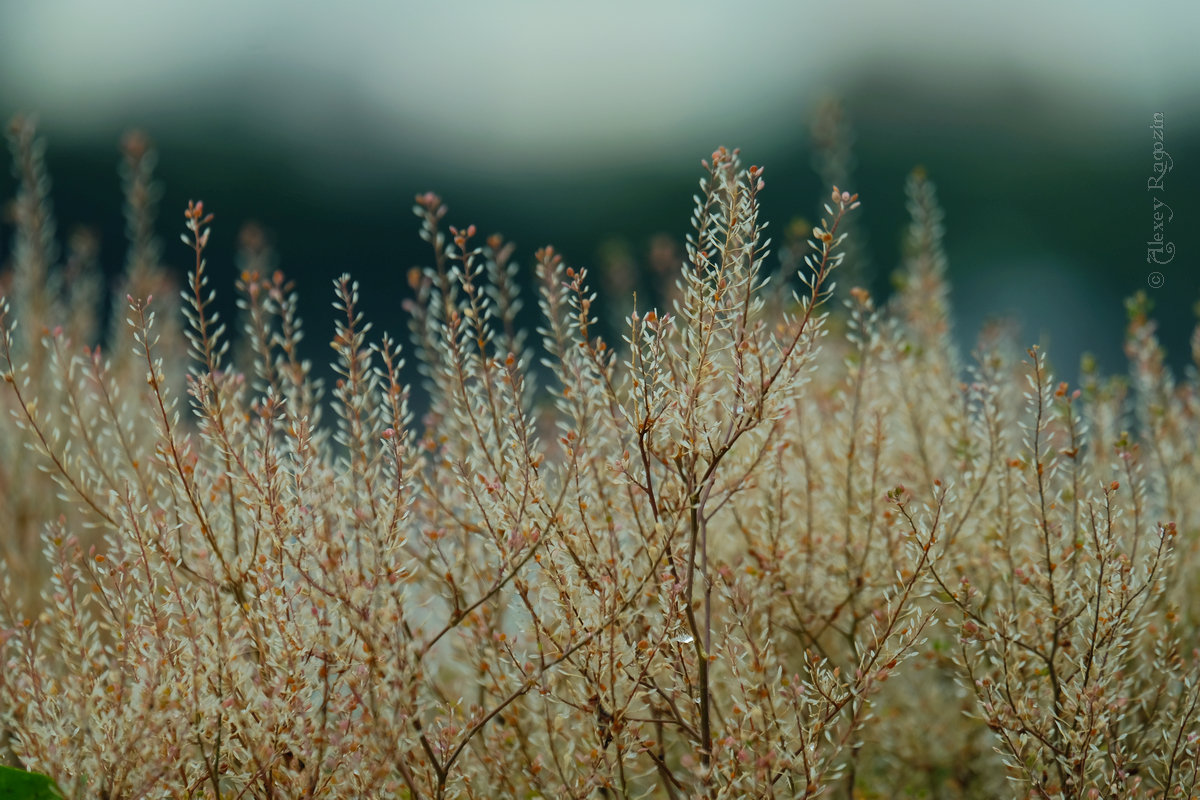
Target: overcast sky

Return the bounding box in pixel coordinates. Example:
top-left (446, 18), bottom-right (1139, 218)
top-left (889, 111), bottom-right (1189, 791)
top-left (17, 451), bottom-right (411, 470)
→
top-left (3, 0), bottom-right (1197, 177)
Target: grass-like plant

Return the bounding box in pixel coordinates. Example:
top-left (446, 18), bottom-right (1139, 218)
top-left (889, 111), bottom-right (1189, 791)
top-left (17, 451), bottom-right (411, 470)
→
top-left (1, 117), bottom-right (1199, 799)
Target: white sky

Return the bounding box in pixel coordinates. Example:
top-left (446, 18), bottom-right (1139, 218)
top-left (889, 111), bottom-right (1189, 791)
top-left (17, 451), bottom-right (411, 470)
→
top-left (1, 0), bottom-right (1197, 172)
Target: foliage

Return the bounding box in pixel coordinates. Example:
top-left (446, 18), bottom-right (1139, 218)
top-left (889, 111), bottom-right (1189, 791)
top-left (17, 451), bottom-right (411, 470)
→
top-left (1, 118), bottom-right (1199, 799)
top-left (0, 765), bottom-right (64, 800)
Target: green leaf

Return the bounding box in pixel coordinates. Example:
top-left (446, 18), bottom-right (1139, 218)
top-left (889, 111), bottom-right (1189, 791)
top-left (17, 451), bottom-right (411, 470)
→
top-left (0, 765), bottom-right (64, 799)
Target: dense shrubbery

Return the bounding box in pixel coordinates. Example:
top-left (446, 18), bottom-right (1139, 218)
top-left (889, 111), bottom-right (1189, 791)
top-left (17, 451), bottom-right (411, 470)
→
top-left (2, 117), bottom-right (1199, 799)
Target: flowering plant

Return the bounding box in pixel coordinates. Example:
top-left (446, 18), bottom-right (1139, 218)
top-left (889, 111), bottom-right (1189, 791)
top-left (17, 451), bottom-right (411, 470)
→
top-left (2, 119), bottom-right (1199, 799)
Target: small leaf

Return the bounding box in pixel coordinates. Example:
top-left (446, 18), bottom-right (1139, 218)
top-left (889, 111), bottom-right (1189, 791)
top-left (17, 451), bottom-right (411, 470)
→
top-left (0, 766), bottom-right (64, 799)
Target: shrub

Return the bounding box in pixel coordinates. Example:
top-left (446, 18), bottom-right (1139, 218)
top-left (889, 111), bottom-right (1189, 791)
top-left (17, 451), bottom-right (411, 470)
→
top-left (1, 118), bottom-right (1198, 799)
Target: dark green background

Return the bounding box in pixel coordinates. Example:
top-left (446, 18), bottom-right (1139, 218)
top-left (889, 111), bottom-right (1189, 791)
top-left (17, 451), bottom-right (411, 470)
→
top-left (2, 5), bottom-right (1197, 391)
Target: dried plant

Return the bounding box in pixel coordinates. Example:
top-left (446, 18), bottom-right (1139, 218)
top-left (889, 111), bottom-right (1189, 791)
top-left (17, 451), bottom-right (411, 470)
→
top-left (1, 121), bottom-right (1199, 800)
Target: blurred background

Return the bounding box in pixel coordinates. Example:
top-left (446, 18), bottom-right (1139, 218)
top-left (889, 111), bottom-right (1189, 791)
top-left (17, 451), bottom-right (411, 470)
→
top-left (1, 0), bottom-right (1198, 385)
